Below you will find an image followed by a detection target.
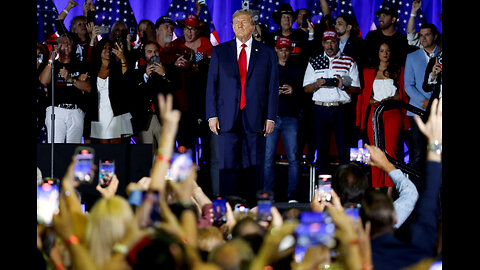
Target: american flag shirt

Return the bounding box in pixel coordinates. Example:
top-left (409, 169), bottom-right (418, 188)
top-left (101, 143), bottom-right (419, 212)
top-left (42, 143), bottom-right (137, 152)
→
top-left (302, 51), bottom-right (360, 103)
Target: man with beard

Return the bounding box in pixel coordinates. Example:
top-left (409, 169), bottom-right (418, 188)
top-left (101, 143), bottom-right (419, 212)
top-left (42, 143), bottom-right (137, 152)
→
top-left (130, 41), bottom-right (174, 150)
top-left (303, 30), bottom-right (361, 176)
top-left (154, 16), bottom-right (179, 65)
top-left (363, 6), bottom-right (411, 67)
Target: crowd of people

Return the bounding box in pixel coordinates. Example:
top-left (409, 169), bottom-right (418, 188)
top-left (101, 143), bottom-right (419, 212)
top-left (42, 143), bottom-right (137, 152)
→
top-left (37, 1), bottom-right (443, 269)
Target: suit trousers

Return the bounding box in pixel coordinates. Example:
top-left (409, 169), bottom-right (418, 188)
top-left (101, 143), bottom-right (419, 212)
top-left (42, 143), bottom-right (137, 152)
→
top-left (217, 108), bottom-right (266, 204)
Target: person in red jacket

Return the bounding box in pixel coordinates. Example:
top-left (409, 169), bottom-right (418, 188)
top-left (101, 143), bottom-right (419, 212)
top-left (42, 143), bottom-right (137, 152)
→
top-left (356, 41), bottom-right (409, 197)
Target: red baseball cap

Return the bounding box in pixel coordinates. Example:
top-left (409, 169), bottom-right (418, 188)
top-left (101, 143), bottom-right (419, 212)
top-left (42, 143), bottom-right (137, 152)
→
top-left (322, 30), bottom-right (338, 41)
top-left (276, 36), bottom-right (293, 50)
top-left (178, 14), bottom-right (200, 28)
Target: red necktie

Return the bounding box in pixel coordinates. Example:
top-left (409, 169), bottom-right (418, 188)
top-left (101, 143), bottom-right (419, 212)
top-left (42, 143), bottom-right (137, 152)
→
top-left (238, 43), bottom-right (247, 110)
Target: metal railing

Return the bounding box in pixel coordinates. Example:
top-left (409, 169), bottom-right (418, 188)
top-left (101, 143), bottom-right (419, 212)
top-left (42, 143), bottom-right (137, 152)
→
top-left (372, 99), bottom-right (425, 181)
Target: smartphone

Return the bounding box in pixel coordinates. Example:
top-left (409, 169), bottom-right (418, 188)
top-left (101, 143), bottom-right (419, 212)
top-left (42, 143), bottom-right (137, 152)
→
top-left (166, 149), bottom-right (193, 182)
top-left (86, 10), bottom-right (95, 24)
top-left (98, 25), bottom-right (110, 35)
top-left (301, 14), bottom-right (309, 28)
top-left (344, 203), bottom-right (361, 227)
top-left (257, 191), bottom-right (273, 222)
top-left (152, 55), bottom-right (161, 64)
top-left (54, 19), bottom-right (68, 36)
top-left (74, 146), bottom-right (95, 183)
top-left (350, 147), bottom-right (371, 163)
top-left (129, 26), bottom-right (137, 37)
top-left (294, 211), bottom-right (336, 263)
top-left (212, 197), bottom-right (227, 226)
top-left (139, 190), bottom-right (161, 228)
top-left (317, 174), bottom-right (332, 202)
top-left (37, 179), bottom-right (60, 226)
top-left (98, 159), bottom-right (115, 188)
top-left (323, 78), bottom-right (338, 87)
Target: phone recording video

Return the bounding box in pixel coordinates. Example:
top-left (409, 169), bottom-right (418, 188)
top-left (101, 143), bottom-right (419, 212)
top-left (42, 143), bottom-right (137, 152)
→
top-left (37, 178), bottom-right (60, 226)
top-left (344, 202), bottom-right (361, 228)
top-left (316, 174), bottom-right (332, 202)
top-left (74, 146), bottom-right (95, 184)
top-left (350, 147), bottom-right (371, 163)
top-left (165, 148), bottom-right (193, 182)
top-left (139, 190), bottom-right (161, 228)
top-left (294, 211), bottom-right (336, 263)
top-left (98, 159), bottom-right (115, 188)
top-left (257, 191), bottom-right (273, 222)
top-left (212, 197), bottom-right (227, 227)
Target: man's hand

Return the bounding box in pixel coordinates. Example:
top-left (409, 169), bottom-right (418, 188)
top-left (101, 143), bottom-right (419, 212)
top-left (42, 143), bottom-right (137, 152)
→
top-left (364, 144), bottom-right (396, 173)
top-left (411, 0), bottom-right (421, 15)
top-left (264, 120), bottom-right (275, 137)
top-left (334, 74), bottom-right (344, 89)
top-left (208, 117), bottom-right (220, 135)
top-left (279, 84), bottom-right (293, 95)
top-left (146, 62), bottom-right (166, 76)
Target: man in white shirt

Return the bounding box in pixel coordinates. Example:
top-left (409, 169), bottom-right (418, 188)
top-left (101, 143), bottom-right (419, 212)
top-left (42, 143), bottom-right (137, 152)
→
top-left (303, 30), bottom-right (360, 175)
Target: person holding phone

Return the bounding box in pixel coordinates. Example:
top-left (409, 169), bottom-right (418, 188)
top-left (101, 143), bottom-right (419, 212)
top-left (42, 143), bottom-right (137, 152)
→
top-left (131, 41), bottom-right (173, 150)
top-left (356, 41), bottom-right (410, 197)
top-left (303, 30), bottom-right (361, 176)
top-left (87, 38), bottom-right (133, 143)
top-left (264, 37), bottom-right (303, 202)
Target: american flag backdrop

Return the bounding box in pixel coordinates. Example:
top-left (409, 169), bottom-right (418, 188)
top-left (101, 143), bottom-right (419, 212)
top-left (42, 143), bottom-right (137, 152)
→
top-left (167, 0), bottom-right (220, 45)
top-left (250, 0), bottom-right (283, 32)
top-left (375, 0), bottom-right (427, 35)
top-left (93, 0), bottom-right (137, 31)
top-left (37, 0), bottom-right (59, 43)
top-left (311, 0), bottom-right (357, 24)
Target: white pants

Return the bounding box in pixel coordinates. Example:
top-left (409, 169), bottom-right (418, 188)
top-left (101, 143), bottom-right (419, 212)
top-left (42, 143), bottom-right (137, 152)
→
top-left (45, 106), bottom-right (85, 143)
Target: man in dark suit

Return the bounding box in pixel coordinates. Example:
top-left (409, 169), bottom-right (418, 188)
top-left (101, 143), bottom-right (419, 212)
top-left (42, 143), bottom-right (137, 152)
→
top-left (205, 9), bottom-right (279, 204)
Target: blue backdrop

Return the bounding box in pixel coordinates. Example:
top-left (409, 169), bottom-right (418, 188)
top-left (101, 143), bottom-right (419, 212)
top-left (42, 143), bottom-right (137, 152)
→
top-left (47, 0), bottom-right (442, 43)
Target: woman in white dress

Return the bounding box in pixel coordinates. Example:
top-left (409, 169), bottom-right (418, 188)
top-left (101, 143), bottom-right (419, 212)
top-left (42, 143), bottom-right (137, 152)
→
top-left (87, 38), bottom-right (133, 144)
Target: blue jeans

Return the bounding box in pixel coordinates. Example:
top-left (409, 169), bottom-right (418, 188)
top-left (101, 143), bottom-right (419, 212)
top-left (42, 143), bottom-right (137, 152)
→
top-left (264, 117), bottom-right (300, 198)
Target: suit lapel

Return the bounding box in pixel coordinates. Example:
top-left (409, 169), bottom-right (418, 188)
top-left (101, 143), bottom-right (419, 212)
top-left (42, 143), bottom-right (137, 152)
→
top-left (229, 39), bottom-right (240, 78)
top-left (246, 40), bottom-right (258, 80)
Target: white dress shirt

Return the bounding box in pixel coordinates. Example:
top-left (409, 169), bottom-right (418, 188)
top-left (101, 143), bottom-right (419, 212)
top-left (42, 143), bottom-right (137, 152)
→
top-left (235, 36), bottom-right (253, 70)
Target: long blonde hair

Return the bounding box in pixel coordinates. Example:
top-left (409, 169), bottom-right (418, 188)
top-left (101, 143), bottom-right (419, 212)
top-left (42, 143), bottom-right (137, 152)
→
top-left (84, 196), bottom-right (134, 267)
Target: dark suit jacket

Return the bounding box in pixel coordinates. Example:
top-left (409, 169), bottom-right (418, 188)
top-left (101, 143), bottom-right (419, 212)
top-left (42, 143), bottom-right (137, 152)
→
top-left (371, 161), bottom-right (442, 270)
top-left (130, 66), bottom-right (176, 132)
top-left (205, 38), bottom-right (279, 133)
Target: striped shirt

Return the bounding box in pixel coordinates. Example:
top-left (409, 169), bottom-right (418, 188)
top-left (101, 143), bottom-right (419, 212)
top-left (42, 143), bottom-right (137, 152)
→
top-left (303, 51), bottom-right (360, 103)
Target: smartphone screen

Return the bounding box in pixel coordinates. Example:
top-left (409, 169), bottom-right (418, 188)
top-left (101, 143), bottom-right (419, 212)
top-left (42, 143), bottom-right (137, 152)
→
top-left (257, 191), bottom-right (273, 222)
top-left (166, 149), bottom-right (193, 182)
top-left (98, 159), bottom-right (115, 188)
top-left (294, 211), bottom-right (336, 262)
top-left (139, 190), bottom-right (161, 228)
top-left (74, 147), bottom-right (95, 183)
top-left (350, 147), bottom-right (371, 163)
top-left (37, 181), bottom-right (60, 226)
top-left (317, 174), bottom-right (332, 202)
top-left (212, 197), bottom-right (227, 226)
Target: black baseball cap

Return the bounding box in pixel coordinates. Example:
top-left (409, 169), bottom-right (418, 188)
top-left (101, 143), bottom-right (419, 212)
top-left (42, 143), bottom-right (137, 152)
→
top-left (374, 6), bottom-right (399, 18)
top-left (155, 16), bottom-right (176, 29)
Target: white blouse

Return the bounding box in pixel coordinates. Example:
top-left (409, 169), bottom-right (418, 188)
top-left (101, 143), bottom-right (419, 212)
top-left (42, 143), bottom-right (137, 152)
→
top-left (372, 79), bottom-right (397, 102)
top-left (90, 77), bottom-right (133, 139)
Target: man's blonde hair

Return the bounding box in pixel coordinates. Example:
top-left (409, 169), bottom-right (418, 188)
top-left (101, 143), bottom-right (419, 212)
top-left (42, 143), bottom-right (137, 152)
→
top-left (232, 9), bottom-right (255, 25)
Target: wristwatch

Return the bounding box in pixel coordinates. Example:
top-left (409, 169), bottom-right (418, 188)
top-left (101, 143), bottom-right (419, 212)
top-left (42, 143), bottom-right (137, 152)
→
top-left (427, 140), bottom-right (442, 155)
